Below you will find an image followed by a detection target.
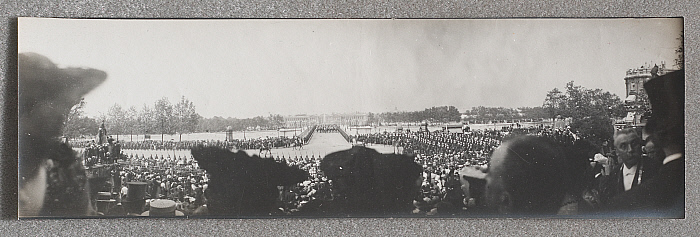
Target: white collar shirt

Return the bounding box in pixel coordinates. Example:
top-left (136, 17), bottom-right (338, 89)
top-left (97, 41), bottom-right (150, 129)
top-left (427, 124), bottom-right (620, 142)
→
top-left (663, 153), bottom-right (683, 165)
top-left (622, 164), bottom-right (638, 191)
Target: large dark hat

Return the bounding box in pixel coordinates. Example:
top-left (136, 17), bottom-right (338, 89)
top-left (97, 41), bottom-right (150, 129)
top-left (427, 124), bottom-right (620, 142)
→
top-left (18, 53), bottom-right (107, 217)
top-left (19, 53), bottom-right (108, 140)
top-left (18, 53), bottom-right (107, 178)
top-left (643, 69), bottom-right (684, 146)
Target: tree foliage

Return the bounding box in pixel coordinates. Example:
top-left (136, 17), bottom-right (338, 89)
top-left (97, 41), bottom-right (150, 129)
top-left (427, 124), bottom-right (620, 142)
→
top-left (569, 116), bottom-right (614, 148)
top-left (63, 99), bottom-right (86, 138)
top-left (91, 97), bottom-right (202, 140)
top-left (675, 31), bottom-right (684, 70)
top-left (106, 104), bottom-right (127, 139)
top-left (153, 97), bottom-right (175, 135)
top-left (542, 81), bottom-right (625, 147)
top-left (197, 114), bottom-right (287, 133)
top-left (63, 99), bottom-right (100, 138)
top-left (379, 106), bottom-right (461, 124)
top-left (517, 107), bottom-right (549, 120)
top-left (543, 81), bottom-right (625, 120)
top-left (174, 96), bottom-right (201, 140)
top-left (461, 106), bottom-right (549, 123)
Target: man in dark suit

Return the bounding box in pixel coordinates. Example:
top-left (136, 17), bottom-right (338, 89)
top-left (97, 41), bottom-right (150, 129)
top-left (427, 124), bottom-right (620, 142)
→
top-left (605, 69), bottom-right (684, 217)
top-left (600, 128), bottom-right (660, 203)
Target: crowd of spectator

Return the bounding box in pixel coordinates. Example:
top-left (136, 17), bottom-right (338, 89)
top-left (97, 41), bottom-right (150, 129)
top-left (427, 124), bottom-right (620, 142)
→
top-left (78, 137), bottom-right (124, 167)
top-left (82, 125), bottom-right (622, 217)
top-left (349, 126), bottom-right (582, 215)
top-left (72, 136), bottom-right (305, 152)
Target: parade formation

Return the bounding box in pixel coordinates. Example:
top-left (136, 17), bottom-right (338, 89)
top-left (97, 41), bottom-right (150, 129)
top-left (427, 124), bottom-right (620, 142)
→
top-left (18, 39), bottom-right (684, 218)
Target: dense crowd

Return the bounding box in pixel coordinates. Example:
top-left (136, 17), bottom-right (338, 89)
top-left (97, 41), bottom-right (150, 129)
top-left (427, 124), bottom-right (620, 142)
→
top-left (78, 138), bottom-right (124, 167)
top-left (348, 127), bottom-right (583, 215)
top-left (21, 52), bottom-right (682, 219)
top-left (86, 125), bottom-right (591, 216)
top-left (95, 149), bottom-right (334, 215)
top-left (112, 154), bottom-right (207, 215)
top-left (72, 136), bottom-right (305, 151)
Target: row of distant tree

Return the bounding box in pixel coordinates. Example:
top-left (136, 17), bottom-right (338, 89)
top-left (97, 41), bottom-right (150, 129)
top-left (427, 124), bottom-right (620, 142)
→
top-left (63, 96), bottom-right (290, 140)
top-left (377, 106), bottom-right (462, 124)
top-left (63, 81), bottom-right (626, 145)
top-left (542, 81), bottom-right (626, 147)
top-left (376, 81), bottom-right (625, 126)
top-left (64, 96), bottom-right (201, 141)
top-left (462, 106), bottom-right (548, 124)
top-left (197, 115), bottom-right (285, 133)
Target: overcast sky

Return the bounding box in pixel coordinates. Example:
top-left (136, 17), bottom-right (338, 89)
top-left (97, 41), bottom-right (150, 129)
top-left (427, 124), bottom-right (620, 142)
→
top-left (18, 18), bottom-right (682, 118)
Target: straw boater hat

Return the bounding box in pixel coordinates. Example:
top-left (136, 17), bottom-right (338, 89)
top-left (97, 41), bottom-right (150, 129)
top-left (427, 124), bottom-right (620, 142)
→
top-left (141, 199), bottom-right (184, 217)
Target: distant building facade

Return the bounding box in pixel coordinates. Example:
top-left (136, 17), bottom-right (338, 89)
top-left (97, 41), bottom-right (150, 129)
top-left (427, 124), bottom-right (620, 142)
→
top-left (624, 62), bottom-right (674, 99)
top-left (283, 113), bottom-right (369, 128)
top-left (622, 62), bottom-right (676, 125)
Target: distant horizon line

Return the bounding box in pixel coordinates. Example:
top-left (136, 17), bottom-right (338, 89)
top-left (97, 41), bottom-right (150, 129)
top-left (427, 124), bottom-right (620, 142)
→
top-left (84, 104), bottom-right (555, 120)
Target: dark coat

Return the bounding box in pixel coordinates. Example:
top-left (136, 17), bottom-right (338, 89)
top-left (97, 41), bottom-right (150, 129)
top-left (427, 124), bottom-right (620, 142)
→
top-left (600, 156), bottom-right (660, 203)
top-left (320, 146), bottom-right (422, 216)
top-left (605, 156), bottom-right (684, 217)
top-left (191, 146), bottom-right (308, 216)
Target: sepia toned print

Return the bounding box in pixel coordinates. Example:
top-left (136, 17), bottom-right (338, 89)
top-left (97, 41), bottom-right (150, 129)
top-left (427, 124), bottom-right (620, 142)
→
top-left (17, 18), bottom-right (683, 218)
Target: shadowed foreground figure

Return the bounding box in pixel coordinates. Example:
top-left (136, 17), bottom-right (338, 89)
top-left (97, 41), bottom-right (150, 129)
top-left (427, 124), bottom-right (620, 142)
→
top-left (484, 136), bottom-right (570, 215)
top-left (320, 146), bottom-right (422, 216)
top-left (190, 146), bottom-right (308, 216)
top-left (604, 69), bottom-right (684, 217)
top-left (18, 53), bottom-right (107, 217)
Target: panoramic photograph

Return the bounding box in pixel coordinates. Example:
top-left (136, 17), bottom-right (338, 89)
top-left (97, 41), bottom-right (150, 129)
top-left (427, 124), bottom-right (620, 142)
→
top-left (17, 18), bottom-right (684, 218)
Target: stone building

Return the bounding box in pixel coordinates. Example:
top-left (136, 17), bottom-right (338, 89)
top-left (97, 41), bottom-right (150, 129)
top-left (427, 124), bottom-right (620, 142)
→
top-left (622, 62), bottom-right (675, 125)
top-left (283, 113), bottom-right (369, 128)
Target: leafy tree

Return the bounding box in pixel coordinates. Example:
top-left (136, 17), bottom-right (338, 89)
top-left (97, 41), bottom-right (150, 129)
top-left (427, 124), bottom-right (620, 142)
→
top-left (154, 97), bottom-right (175, 141)
top-left (174, 96), bottom-right (200, 141)
top-left (542, 81), bottom-right (624, 145)
top-left (137, 104), bottom-right (155, 137)
top-left (106, 104), bottom-right (127, 141)
top-left (63, 99), bottom-right (101, 139)
top-left (125, 106), bottom-right (138, 141)
top-left (463, 106), bottom-right (530, 123)
top-left (543, 88), bottom-right (566, 119)
top-left (543, 81), bottom-right (624, 120)
top-left (378, 106), bottom-right (461, 123)
top-left (268, 114), bottom-right (285, 129)
top-left (366, 112), bottom-right (378, 126)
top-left (63, 98), bottom-right (89, 138)
top-left (570, 116), bottom-right (615, 148)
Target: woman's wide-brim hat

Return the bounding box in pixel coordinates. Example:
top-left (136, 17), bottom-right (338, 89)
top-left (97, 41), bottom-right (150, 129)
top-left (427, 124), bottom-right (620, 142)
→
top-left (18, 52), bottom-right (107, 141)
top-left (18, 52), bottom-right (107, 180)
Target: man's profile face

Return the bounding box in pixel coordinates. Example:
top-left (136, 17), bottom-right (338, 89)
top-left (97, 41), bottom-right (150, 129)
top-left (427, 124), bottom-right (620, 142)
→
top-left (614, 133), bottom-right (642, 168)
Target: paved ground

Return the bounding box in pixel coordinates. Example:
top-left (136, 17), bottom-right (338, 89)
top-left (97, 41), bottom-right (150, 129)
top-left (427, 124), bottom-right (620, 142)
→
top-left (244, 132), bottom-right (397, 158)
